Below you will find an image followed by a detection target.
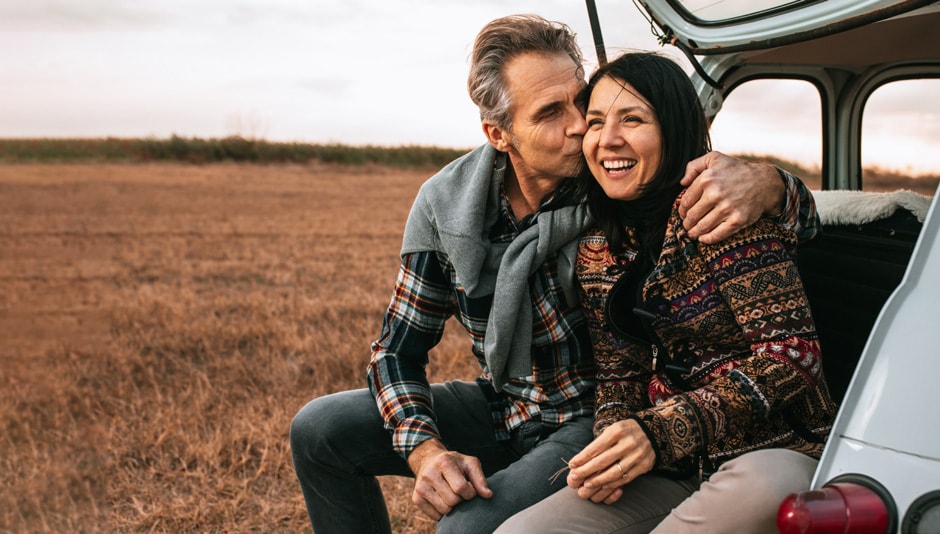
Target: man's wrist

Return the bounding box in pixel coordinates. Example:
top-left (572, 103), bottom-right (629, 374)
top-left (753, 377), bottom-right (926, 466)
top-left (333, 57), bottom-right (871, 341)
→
top-left (407, 438), bottom-right (447, 474)
top-left (766, 166), bottom-right (789, 218)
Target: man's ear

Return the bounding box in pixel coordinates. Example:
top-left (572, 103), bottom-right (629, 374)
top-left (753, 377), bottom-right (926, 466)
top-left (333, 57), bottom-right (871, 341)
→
top-left (482, 121), bottom-right (512, 153)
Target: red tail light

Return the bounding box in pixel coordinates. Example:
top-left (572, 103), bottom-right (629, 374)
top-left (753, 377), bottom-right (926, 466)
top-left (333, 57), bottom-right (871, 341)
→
top-left (777, 477), bottom-right (896, 534)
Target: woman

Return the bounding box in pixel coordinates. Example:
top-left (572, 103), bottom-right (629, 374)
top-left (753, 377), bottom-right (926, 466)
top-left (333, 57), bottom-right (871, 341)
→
top-left (495, 52), bottom-right (837, 533)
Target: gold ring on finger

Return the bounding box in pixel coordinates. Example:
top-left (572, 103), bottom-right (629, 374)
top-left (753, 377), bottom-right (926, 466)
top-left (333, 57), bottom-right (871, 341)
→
top-left (616, 462), bottom-right (626, 478)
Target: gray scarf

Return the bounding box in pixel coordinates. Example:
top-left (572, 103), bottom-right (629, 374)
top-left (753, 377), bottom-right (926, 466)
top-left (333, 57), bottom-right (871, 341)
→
top-left (401, 144), bottom-right (591, 389)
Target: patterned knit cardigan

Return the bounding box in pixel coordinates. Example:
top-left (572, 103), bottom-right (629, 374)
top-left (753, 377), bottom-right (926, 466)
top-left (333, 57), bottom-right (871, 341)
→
top-left (576, 197), bottom-right (837, 476)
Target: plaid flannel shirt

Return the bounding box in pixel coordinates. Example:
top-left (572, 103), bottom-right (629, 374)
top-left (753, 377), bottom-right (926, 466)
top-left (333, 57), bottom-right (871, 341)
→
top-left (367, 185), bottom-right (596, 458)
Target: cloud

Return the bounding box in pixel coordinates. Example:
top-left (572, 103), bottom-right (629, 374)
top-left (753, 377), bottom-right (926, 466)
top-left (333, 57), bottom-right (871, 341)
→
top-left (0, 1), bottom-right (165, 32)
top-left (296, 78), bottom-right (355, 99)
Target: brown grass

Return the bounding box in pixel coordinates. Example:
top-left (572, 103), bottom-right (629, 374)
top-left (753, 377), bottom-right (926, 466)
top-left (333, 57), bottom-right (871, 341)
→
top-left (0, 163), bottom-right (477, 533)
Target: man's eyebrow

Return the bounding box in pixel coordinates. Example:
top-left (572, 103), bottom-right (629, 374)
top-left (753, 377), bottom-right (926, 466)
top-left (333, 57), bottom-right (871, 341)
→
top-left (533, 100), bottom-right (562, 119)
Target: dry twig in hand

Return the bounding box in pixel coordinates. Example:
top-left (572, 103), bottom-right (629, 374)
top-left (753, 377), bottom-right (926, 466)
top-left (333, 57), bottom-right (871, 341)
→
top-left (548, 458), bottom-right (571, 484)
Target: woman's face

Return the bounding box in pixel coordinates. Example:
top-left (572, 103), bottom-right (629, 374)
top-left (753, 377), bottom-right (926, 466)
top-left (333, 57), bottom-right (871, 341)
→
top-left (583, 75), bottom-right (662, 201)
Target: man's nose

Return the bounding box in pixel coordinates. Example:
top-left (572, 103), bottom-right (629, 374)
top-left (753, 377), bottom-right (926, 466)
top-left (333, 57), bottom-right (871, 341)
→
top-left (568, 107), bottom-right (587, 136)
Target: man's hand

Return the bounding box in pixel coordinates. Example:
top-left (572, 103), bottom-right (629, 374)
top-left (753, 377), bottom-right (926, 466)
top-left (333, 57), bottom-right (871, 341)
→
top-left (679, 151), bottom-right (786, 244)
top-left (407, 438), bottom-right (493, 521)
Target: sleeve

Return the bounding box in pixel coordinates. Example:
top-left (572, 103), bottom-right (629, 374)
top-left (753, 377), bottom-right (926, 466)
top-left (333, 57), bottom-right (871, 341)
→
top-left (366, 251), bottom-right (457, 459)
top-left (593, 357), bottom-right (653, 437)
top-left (583, 292), bottom-right (653, 436)
top-left (632, 219), bottom-right (823, 467)
top-left (774, 168), bottom-right (820, 244)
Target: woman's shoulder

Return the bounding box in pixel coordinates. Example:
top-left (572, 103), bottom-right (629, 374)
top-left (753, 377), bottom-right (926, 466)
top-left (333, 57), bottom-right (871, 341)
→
top-left (693, 217), bottom-right (799, 268)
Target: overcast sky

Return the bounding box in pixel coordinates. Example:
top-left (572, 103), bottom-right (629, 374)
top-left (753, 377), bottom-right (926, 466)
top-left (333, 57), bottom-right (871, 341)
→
top-left (2, 0), bottom-right (938, 175)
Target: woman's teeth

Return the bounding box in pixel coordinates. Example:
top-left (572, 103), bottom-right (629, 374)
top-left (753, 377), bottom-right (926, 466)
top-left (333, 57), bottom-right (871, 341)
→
top-left (602, 159), bottom-right (637, 171)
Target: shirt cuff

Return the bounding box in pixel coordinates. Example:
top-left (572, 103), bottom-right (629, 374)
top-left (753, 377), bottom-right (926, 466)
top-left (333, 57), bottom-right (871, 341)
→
top-left (393, 415), bottom-right (441, 459)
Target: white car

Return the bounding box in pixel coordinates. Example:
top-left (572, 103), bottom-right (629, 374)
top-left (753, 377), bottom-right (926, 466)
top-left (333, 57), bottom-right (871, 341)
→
top-left (589, 1), bottom-right (940, 532)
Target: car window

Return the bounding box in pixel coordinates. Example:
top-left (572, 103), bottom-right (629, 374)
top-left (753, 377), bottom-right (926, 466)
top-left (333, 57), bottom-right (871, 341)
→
top-left (672, 0), bottom-right (808, 22)
top-left (708, 78), bottom-right (822, 190)
top-left (861, 78), bottom-right (940, 196)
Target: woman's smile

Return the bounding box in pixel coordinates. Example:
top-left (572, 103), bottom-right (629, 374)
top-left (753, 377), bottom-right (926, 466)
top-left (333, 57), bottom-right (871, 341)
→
top-left (601, 158), bottom-right (638, 176)
top-left (583, 76), bottom-right (662, 201)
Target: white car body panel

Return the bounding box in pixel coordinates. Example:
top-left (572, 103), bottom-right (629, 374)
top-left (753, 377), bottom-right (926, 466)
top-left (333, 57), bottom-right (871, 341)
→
top-left (813, 184), bottom-right (940, 514)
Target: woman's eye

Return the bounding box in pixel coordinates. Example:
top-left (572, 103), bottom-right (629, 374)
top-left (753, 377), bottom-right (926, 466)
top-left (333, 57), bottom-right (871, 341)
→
top-left (587, 119), bottom-right (604, 129)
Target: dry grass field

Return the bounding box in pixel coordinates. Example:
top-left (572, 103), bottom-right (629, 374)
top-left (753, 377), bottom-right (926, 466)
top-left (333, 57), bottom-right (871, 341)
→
top-left (0, 162), bottom-right (477, 533)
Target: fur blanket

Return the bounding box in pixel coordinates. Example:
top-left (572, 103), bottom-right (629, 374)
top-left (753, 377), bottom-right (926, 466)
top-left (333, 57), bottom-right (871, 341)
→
top-left (813, 189), bottom-right (932, 225)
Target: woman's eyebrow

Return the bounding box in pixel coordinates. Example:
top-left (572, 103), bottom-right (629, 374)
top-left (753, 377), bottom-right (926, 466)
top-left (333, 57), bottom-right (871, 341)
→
top-left (586, 104), bottom-right (648, 116)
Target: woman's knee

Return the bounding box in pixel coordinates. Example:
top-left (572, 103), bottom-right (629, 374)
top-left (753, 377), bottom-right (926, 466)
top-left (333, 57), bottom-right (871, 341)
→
top-left (693, 449), bottom-right (816, 523)
top-left (717, 448), bottom-right (817, 493)
top-left (651, 450), bottom-right (817, 533)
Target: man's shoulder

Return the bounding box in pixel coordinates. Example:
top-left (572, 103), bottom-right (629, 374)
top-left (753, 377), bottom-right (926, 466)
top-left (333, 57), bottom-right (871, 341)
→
top-left (403, 144), bottom-right (500, 256)
top-left (419, 144), bottom-right (497, 192)
top-left (410, 143), bottom-right (501, 222)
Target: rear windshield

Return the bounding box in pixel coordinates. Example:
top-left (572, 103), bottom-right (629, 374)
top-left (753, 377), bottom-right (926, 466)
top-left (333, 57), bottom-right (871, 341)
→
top-left (671, 0), bottom-right (811, 23)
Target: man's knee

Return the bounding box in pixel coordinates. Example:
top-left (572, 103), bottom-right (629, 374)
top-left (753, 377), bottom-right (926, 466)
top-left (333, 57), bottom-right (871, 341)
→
top-left (290, 390), bottom-right (368, 461)
top-left (290, 398), bottom-right (317, 449)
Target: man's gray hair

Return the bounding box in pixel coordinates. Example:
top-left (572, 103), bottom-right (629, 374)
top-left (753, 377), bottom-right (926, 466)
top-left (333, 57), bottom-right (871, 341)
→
top-left (468, 14), bottom-right (584, 131)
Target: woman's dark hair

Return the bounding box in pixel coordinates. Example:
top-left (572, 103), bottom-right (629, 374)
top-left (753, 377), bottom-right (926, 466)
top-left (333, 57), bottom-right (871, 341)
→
top-left (576, 52), bottom-right (711, 255)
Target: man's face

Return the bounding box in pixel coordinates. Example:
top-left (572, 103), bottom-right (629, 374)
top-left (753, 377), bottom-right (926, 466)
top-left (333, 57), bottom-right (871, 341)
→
top-left (497, 52), bottom-right (587, 186)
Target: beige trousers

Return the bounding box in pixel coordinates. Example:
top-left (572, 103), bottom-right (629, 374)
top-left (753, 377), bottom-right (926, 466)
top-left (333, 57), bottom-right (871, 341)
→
top-left (494, 448), bottom-right (817, 534)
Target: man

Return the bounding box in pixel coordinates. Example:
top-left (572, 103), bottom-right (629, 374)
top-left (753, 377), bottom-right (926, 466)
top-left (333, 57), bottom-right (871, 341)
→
top-left (290, 14), bottom-right (816, 534)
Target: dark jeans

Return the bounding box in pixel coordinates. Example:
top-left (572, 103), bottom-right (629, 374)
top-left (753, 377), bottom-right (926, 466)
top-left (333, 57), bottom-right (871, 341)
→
top-left (289, 381), bottom-right (594, 534)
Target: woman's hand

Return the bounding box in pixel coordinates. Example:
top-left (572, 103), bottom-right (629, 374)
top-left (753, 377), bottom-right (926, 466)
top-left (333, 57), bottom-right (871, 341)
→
top-left (566, 419), bottom-right (656, 503)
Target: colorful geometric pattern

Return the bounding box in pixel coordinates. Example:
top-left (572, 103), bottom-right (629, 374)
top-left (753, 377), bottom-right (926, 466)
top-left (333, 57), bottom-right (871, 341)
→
top-left (577, 196), bottom-right (837, 474)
